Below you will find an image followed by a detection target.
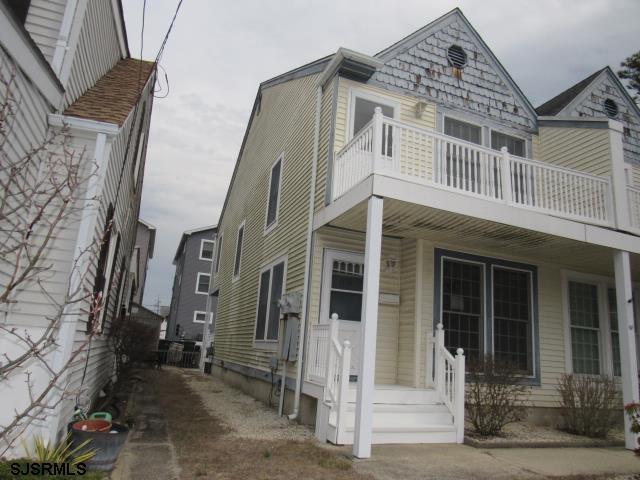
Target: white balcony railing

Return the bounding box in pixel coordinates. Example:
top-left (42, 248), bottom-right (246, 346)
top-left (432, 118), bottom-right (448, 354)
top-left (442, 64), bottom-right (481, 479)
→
top-left (629, 186), bottom-right (640, 231)
top-left (332, 108), bottom-right (616, 227)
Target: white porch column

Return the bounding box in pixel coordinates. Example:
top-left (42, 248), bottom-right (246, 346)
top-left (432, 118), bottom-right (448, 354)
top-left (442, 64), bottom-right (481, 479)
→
top-left (353, 195), bottom-right (383, 459)
top-left (614, 250), bottom-right (639, 450)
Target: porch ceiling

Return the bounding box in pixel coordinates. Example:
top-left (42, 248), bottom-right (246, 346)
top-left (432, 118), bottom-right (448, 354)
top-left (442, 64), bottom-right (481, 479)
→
top-left (327, 198), bottom-right (640, 279)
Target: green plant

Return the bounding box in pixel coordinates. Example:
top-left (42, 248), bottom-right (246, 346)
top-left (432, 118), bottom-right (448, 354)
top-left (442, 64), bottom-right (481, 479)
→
top-left (557, 374), bottom-right (618, 438)
top-left (624, 402), bottom-right (640, 455)
top-left (23, 433), bottom-right (96, 466)
top-left (466, 355), bottom-right (529, 436)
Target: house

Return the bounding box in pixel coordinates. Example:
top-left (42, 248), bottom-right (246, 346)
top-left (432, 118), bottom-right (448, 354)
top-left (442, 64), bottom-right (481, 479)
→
top-left (0, 0), bottom-right (155, 454)
top-left (130, 219), bottom-right (157, 306)
top-left (167, 225), bottom-right (218, 343)
top-left (209, 8), bottom-right (640, 458)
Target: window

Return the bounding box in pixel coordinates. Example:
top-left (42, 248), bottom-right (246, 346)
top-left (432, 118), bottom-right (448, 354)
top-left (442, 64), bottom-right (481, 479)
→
top-left (214, 234), bottom-right (223, 274)
top-left (491, 131), bottom-right (525, 157)
top-left (233, 222), bottom-right (245, 279)
top-left (196, 273), bottom-right (210, 294)
top-left (607, 289), bottom-right (621, 377)
top-left (200, 239), bottom-right (215, 260)
top-left (568, 281), bottom-right (601, 375)
top-left (436, 249), bottom-right (538, 378)
top-left (193, 311), bottom-right (213, 324)
top-left (320, 250), bottom-right (365, 322)
top-left (444, 117), bottom-right (481, 144)
top-left (351, 96), bottom-right (395, 139)
top-left (254, 258), bottom-right (286, 343)
top-left (265, 156), bottom-right (282, 231)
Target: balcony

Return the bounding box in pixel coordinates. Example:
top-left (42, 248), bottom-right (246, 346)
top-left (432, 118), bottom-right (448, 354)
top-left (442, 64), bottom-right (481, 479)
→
top-left (332, 109), bottom-right (639, 231)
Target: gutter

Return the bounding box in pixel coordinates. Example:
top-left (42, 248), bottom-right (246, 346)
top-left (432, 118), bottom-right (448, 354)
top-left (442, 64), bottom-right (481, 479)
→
top-left (316, 47), bottom-right (383, 89)
top-left (289, 84), bottom-right (323, 420)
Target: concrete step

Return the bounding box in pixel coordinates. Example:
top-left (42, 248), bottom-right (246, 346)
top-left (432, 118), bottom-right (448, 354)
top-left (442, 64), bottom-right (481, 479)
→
top-left (341, 403), bottom-right (453, 427)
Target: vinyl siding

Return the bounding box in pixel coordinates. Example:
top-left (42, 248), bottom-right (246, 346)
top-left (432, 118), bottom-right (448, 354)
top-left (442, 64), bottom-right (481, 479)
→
top-left (24, 0), bottom-right (67, 62)
top-left (63, 0), bottom-right (122, 108)
top-left (214, 73), bottom-right (320, 374)
top-left (397, 238), bottom-right (417, 386)
top-left (535, 126), bottom-right (612, 177)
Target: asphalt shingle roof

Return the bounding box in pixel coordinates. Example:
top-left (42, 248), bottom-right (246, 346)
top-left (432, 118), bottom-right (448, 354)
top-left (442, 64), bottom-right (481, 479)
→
top-left (535, 69), bottom-right (604, 116)
top-left (64, 58), bottom-right (155, 126)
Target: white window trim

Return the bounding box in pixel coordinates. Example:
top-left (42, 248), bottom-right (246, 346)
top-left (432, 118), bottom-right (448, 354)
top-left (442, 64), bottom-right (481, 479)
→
top-left (214, 233), bottom-right (223, 275)
top-left (264, 154), bottom-right (284, 235)
top-left (253, 254), bottom-right (288, 349)
top-left (195, 272), bottom-right (211, 295)
top-left (319, 249), bottom-right (365, 323)
top-left (561, 270), bottom-right (640, 377)
top-left (232, 220), bottom-right (245, 282)
top-left (199, 239), bottom-right (215, 261)
top-left (193, 310), bottom-right (213, 324)
top-left (488, 127), bottom-right (528, 159)
top-left (347, 87), bottom-right (400, 140)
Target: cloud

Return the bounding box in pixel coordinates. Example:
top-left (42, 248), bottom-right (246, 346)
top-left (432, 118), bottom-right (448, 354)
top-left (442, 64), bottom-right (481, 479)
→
top-left (123, 0), bottom-right (640, 307)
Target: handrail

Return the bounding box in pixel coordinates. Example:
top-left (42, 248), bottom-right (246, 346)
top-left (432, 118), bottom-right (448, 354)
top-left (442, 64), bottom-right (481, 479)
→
top-left (323, 313), bottom-right (351, 444)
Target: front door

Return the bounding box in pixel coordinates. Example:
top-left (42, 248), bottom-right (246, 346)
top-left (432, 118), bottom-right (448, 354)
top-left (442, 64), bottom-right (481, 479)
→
top-left (320, 249), bottom-right (364, 377)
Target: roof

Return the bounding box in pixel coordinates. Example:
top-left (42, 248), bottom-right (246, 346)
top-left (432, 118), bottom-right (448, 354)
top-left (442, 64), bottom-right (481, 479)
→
top-left (536, 69), bottom-right (605, 116)
top-left (63, 58), bottom-right (155, 126)
top-left (173, 225), bottom-right (217, 264)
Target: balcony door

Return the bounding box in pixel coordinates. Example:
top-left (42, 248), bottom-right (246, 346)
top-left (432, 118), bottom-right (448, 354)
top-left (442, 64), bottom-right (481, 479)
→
top-left (320, 249), bottom-right (365, 377)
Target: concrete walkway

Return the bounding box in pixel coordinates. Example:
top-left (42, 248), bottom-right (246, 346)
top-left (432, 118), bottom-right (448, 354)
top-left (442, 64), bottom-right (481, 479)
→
top-left (349, 443), bottom-right (640, 480)
top-left (110, 375), bottom-right (180, 480)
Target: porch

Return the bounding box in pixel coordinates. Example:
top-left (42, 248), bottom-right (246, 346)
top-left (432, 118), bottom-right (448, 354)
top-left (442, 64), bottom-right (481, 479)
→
top-left (305, 190), bottom-right (640, 458)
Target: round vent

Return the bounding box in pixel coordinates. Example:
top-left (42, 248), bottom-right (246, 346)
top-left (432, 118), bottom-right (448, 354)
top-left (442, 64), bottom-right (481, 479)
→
top-left (447, 45), bottom-right (467, 68)
top-left (604, 99), bottom-right (618, 118)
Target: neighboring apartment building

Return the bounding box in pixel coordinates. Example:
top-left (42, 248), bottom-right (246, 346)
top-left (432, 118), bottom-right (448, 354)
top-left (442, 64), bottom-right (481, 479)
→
top-left (0, 0), bottom-right (155, 453)
top-left (131, 219), bottom-right (157, 305)
top-left (167, 226), bottom-right (217, 342)
top-left (210, 8), bottom-right (640, 458)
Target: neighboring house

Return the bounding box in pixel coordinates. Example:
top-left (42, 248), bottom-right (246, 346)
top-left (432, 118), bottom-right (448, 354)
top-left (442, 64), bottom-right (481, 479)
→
top-left (131, 219), bottom-right (157, 306)
top-left (0, 0), bottom-right (155, 453)
top-left (167, 226), bottom-right (217, 343)
top-left (210, 8), bottom-right (640, 458)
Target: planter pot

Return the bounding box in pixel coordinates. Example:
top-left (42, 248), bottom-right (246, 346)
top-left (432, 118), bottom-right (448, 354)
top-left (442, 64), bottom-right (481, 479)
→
top-left (70, 422), bottom-right (129, 471)
top-left (72, 419), bottom-right (112, 432)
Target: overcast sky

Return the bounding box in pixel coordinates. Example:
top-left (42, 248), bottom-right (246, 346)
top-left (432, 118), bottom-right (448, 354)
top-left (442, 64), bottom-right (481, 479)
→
top-left (122, 0), bottom-right (640, 308)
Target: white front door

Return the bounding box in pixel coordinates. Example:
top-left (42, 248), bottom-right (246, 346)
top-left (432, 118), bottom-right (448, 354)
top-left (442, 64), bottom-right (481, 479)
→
top-left (320, 249), bottom-right (364, 377)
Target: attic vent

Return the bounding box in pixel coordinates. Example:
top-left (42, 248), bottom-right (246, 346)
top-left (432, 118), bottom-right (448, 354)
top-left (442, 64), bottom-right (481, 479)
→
top-left (447, 45), bottom-right (467, 68)
top-left (604, 99), bottom-right (618, 118)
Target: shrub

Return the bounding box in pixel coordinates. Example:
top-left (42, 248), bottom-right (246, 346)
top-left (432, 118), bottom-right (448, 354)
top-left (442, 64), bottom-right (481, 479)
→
top-left (466, 355), bottom-right (529, 436)
top-left (624, 402), bottom-right (640, 454)
top-left (557, 374), bottom-right (618, 438)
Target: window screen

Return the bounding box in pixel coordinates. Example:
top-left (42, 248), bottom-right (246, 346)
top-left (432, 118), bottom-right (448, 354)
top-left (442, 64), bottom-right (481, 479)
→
top-left (569, 282), bottom-right (600, 374)
top-left (444, 117), bottom-right (481, 145)
top-left (493, 267), bottom-right (532, 372)
top-left (266, 159), bottom-right (281, 228)
top-left (491, 131), bottom-right (525, 157)
top-left (329, 260), bottom-right (364, 321)
top-left (441, 259), bottom-right (483, 363)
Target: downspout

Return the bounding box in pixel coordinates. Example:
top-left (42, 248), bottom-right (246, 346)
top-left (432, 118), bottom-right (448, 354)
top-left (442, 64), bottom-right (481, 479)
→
top-left (288, 84), bottom-right (323, 420)
top-left (51, 0), bottom-right (78, 76)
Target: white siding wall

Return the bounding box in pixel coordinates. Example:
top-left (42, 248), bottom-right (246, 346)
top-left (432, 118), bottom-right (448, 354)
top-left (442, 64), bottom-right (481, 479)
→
top-left (24, 0), bottom-right (67, 63)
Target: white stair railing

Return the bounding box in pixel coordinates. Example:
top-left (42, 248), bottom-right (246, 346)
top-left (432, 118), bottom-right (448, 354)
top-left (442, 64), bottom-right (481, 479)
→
top-left (323, 314), bottom-right (351, 444)
top-left (306, 322), bottom-right (330, 384)
top-left (427, 323), bottom-right (465, 443)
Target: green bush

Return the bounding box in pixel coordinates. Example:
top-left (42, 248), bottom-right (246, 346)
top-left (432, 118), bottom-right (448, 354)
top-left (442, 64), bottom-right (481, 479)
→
top-left (557, 374), bottom-right (619, 438)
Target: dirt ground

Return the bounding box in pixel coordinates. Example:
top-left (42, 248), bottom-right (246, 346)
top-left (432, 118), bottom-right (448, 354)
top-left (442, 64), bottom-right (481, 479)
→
top-left (151, 368), bottom-right (370, 480)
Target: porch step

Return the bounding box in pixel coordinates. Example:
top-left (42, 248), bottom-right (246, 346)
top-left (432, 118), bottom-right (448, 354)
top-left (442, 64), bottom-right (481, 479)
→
top-left (342, 403), bottom-right (453, 427)
top-left (345, 384), bottom-right (440, 404)
top-left (341, 424), bottom-right (457, 444)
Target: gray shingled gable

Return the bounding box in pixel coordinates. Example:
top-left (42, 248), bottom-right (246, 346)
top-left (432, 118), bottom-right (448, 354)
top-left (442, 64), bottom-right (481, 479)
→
top-left (372, 8), bottom-right (537, 131)
top-left (535, 69), bottom-right (605, 116)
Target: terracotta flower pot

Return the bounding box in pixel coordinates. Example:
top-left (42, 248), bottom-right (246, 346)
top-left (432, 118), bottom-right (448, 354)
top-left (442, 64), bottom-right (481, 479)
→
top-left (72, 419), bottom-right (112, 432)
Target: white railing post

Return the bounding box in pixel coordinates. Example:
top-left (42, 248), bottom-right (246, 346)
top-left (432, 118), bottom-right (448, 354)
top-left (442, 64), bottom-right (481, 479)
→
top-left (372, 107), bottom-right (383, 172)
top-left (454, 348), bottom-right (465, 443)
top-left (425, 336), bottom-right (434, 387)
top-left (608, 122), bottom-right (631, 229)
top-left (435, 323), bottom-right (445, 391)
top-left (500, 147), bottom-right (513, 205)
top-left (336, 340), bottom-right (351, 444)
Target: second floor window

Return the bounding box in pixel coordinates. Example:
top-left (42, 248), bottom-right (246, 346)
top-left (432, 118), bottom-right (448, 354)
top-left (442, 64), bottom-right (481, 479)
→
top-left (444, 117), bottom-right (481, 144)
top-left (233, 222), bottom-right (245, 279)
top-left (265, 156), bottom-right (282, 231)
top-left (196, 273), bottom-right (210, 294)
top-left (200, 239), bottom-right (215, 260)
top-left (491, 130), bottom-right (525, 157)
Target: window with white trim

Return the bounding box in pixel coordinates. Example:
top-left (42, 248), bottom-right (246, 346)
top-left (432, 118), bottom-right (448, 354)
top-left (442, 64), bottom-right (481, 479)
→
top-left (254, 258), bottom-right (286, 342)
top-left (196, 273), bottom-right (210, 294)
top-left (491, 130), bottom-right (525, 157)
top-left (200, 239), bottom-right (215, 260)
top-left (444, 117), bottom-right (481, 144)
top-left (265, 156), bottom-right (282, 231)
top-left (233, 222), bottom-right (244, 279)
top-left (351, 95), bottom-right (395, 139)
top-left (193, 311), bottom-right (213, 324)
top-left (320, 250), bottom-right (365, 323)
top-left (214, 233), bottom-right (223, 274)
